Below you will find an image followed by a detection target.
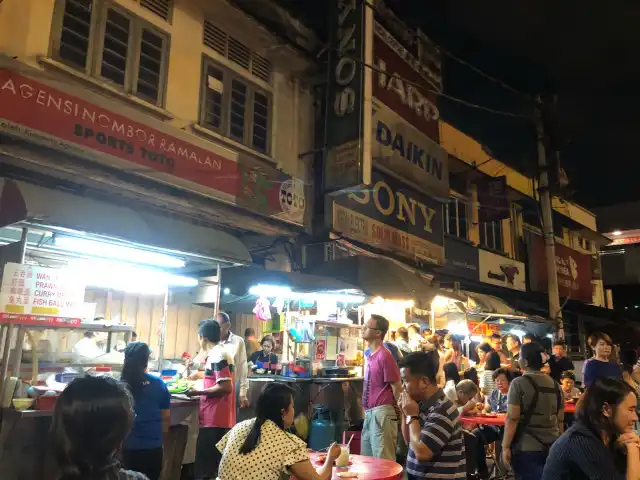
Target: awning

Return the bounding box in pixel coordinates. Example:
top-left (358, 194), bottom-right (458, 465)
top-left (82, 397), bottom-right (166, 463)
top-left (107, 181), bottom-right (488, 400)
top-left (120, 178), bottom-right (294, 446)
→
top-left (0, 178), bottom-right (252, 265)
top-left (309, 256), bottom-right (438, 308)
top-left (463, 290), bottom-right (524, 317)
top-left (221, 266), bottom-right (361, 294)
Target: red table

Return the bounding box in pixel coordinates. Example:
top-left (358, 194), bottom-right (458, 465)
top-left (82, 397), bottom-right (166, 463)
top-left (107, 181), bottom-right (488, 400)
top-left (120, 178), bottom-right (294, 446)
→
top-left (307, 452), bottom-right (403, 480)
top-left (564, 402), bottom-right (576, 414)
top-left (460, 414), bottom-right (507, 427)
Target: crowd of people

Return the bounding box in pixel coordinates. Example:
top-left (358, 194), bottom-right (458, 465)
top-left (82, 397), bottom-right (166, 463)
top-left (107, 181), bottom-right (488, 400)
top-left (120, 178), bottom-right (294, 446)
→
top-left (364, 321), bottom-right (640, 479)
top-left (42, 313), bottom-right (640, 480)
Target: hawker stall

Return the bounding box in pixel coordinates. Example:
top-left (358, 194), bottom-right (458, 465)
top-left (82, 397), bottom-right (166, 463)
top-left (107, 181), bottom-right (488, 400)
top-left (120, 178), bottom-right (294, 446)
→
top-left (0, 216), bottom-right (249, 479)
top-left (223, 257), bottom-right (438, 450)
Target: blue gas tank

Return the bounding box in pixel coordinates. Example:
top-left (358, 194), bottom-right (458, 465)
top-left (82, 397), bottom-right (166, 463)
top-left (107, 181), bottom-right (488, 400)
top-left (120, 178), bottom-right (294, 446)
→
top-left (308, 405), bottom-right (336, 451)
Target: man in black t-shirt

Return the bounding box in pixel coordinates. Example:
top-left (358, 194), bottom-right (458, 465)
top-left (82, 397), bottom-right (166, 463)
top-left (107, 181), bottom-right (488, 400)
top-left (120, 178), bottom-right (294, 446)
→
top-left (548, 340), bottom-right (575, 382)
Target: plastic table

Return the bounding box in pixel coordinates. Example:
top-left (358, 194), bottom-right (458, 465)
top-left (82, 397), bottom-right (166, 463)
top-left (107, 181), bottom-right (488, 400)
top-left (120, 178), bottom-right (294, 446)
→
top-left (460, 414), bottom-right (507, 427)
top-left (304, 452), bottom-right (403, 480)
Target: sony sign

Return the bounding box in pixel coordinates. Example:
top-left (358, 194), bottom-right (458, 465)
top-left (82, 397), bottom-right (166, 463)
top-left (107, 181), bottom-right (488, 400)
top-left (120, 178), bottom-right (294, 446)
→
top-left (330, 168), bottom-right (445, 264)
top-left (324, 0), bottom-right (373, 192)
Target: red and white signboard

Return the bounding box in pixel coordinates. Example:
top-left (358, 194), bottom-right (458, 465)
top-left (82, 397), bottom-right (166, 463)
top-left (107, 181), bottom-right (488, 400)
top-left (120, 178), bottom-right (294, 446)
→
top-left (0, 69), bottom-right (307, 226)
top-left (528, 234), bottom-right (593, 303)
top-left (372, 23), bottom-right (440, 142)
top-left (0, 263), bottom-right (86, 318)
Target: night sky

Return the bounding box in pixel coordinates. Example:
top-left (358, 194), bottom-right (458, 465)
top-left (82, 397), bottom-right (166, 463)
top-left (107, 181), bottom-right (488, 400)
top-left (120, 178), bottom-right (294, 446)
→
top-left (283, 1), bottom-right (640, 208)
top-left (389, 1), bottom-right (640, 209)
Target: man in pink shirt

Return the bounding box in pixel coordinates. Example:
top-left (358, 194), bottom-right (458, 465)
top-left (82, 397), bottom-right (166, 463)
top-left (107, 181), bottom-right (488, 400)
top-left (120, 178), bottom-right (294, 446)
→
top-left (188, 319), bottom-right (235, 479)
top-left (361, 314), bottom-right (403, 460)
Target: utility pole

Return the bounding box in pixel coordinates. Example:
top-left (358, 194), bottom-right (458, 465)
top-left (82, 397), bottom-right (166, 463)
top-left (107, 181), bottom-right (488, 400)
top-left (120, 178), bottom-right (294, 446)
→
top-left (535, 96), bottom-right (564, 339)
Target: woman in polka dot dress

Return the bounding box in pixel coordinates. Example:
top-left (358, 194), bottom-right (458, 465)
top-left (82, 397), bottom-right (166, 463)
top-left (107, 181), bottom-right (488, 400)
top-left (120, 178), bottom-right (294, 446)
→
top-left (216, 383), bottom-right (341, 480)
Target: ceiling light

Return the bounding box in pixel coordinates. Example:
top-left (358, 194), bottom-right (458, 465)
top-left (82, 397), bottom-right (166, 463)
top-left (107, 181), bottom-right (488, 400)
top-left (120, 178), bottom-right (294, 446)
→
top-left (248, 284), bottom-right (292, 297)
top-left (67, 259), bottom-right (196, 295)
top-left (55, 236), bottom-right (185, 268)
top-left (612, 230), bottom-right (622, 236)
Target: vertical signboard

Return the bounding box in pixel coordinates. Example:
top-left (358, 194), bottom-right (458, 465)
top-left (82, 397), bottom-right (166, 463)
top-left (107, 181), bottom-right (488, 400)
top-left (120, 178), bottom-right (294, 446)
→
top-left (324, 0), bottom-right (373, 192)
top-left (478, 175), bottom-right (509, 222)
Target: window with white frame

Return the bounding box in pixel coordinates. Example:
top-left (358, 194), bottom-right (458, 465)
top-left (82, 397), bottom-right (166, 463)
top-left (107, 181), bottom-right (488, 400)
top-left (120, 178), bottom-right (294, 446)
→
top-left (480, 220), bottom-right (503, 252)
top-left (51, 0), bottom-right (169, 106)
top-left (444, 196), bottom-right (468, 239)
top-left (200, 58), bottom-right (272, 154)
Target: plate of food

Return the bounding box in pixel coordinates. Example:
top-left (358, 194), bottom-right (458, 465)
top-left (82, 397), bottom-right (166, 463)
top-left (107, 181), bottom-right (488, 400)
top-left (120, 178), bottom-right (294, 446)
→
top-left (167, 379), bottom-right (191, 394)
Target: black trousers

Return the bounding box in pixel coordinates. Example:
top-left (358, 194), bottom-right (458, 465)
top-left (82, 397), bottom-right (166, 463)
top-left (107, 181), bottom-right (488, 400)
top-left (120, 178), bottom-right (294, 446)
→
top-left (195, 427), bottom-right (229, 480)
top-left (122, 447), bottom-right (163, 480)
top-left (472, 425), bottom-right (504, 477)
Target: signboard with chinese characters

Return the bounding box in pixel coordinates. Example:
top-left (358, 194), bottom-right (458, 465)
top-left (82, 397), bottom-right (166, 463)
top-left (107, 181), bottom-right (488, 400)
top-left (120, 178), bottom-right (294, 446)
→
top-left (0, 263), bottom-right (86, 317)
top-left (324, 0), bottom-right (374, 191)
top-left (329, 168), bottom-right (445, 264)
top-left (528, 233), bottom-right (593, 303)
top-left (478, 249), bottom-right (526, 292)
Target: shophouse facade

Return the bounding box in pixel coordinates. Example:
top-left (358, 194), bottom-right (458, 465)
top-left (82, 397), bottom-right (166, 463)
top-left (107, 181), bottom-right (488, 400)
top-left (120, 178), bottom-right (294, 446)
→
top-left (0, 0), bottom-right (316, 356)
top-left (297, 0), bottom-right (612, 357)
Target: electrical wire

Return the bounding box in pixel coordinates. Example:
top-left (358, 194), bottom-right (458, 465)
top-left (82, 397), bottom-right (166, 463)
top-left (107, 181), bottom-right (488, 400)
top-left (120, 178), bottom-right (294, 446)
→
top-left (345, 51), bottom-right (530, 119)
top-left (362, 0), bottom-right (529, 99)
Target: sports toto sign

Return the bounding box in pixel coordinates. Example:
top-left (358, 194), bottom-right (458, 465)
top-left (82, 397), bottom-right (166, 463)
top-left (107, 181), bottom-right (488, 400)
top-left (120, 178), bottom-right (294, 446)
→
top-left (0, 69), bottom-right (307, 226)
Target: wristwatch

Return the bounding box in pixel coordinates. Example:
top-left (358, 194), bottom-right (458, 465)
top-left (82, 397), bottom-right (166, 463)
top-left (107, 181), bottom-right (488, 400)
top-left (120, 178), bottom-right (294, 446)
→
top-left (406, 415), bottom-right (421, 425)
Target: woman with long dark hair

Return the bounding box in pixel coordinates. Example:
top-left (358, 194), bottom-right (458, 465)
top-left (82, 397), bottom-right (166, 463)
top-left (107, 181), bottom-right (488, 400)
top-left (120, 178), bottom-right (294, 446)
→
top-left (479, 351), bottom-right (501, 397)
top-left (120, 342), bottom-right (171, 480)
top-left (48, 376), bottom-right (148, 480)
top-left (216, 383), bottom-right (340, 480)
top-left (443, 333), bottom-right (468, 370)
top-left (475, 342), bottom-right (494, 371)
top-left (542, 376), bottom-right (640, 479)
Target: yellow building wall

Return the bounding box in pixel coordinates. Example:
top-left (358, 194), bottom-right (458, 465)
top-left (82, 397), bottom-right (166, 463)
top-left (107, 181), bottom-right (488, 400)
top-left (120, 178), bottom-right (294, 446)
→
top-left (440, 121), bottom-right (597, 232)
top-left (440, 121), bottom-right (605, 306)
top-left (0, 0), bottom-right (313, 181)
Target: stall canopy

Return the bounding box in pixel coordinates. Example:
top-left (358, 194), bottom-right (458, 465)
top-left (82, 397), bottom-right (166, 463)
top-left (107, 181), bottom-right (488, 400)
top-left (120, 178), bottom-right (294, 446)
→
top-left (220, 265), bottom-right (361, 295)
top-left (462, 290), bottom-right (525, 317)
top-left (309, 256), bottom-right (438, 308)
top-left (0, 178), bottom-right (252, 265)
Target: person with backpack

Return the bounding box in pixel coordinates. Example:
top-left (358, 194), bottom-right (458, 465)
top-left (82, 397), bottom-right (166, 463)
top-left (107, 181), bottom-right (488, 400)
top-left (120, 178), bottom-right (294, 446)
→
top-left (502, 342), bottom-right (564, 480)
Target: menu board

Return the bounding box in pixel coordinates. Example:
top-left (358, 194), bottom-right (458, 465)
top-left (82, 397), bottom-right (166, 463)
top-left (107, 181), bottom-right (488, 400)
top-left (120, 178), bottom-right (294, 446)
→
top-left (0, 263), bottom-right (86, 318)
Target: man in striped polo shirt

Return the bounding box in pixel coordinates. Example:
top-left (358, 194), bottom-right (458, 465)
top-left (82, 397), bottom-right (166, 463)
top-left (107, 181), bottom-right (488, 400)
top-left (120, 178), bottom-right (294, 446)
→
top-left (399, 352), bottom-right (466, 479)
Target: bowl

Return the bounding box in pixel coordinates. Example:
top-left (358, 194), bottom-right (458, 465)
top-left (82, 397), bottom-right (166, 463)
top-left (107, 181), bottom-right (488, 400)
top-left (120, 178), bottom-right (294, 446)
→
top-left (12, 398), bottom-right (35, 411)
